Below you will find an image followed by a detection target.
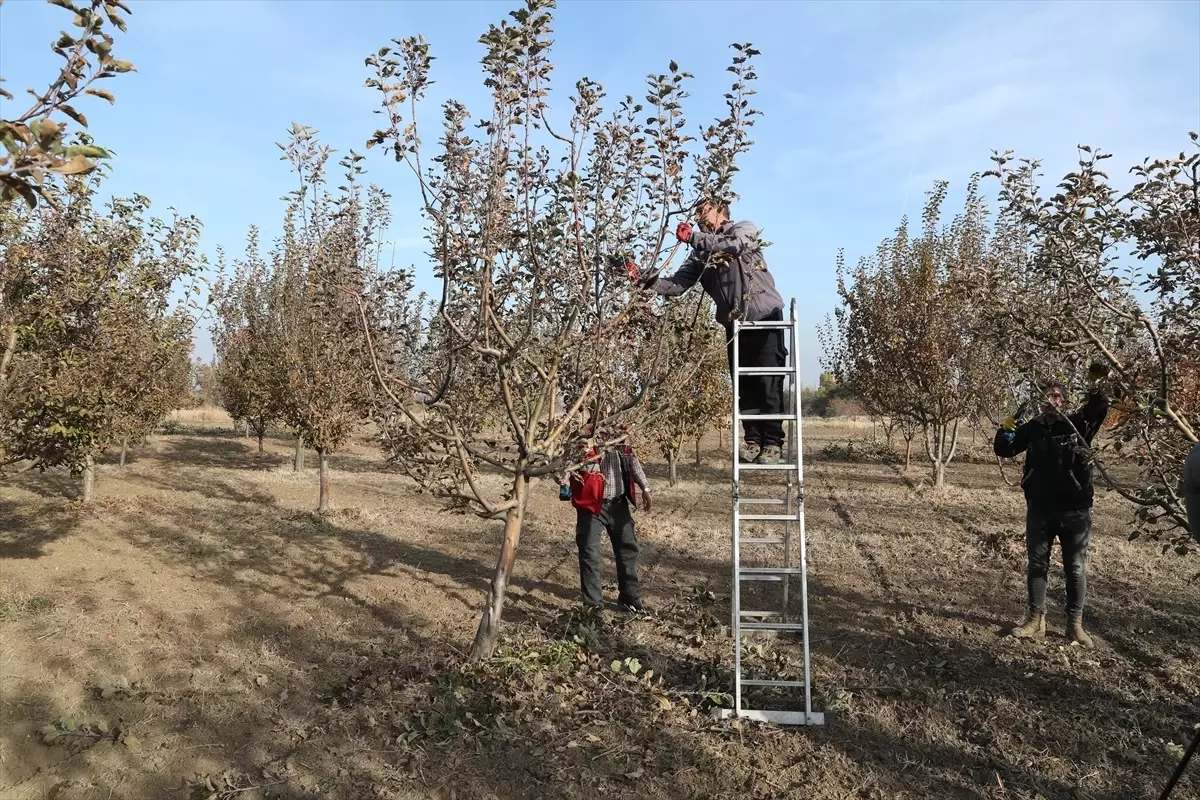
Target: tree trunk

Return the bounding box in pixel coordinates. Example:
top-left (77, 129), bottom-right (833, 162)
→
top-left (257, 431), bottom-right (265, 455)
top-left (934, 459), bottom-right (946, 490)
top-left (244, 420), bottom-right (250, 438)
top-left (904, 438), bottom-right (912, 471)
top-left (695, 436), bottom-right (702, 467)
top-left (668, 448), bottom-right (679, 486)
top-left (469, 475), bottom-right (529, 661)
top-left (82, 455), bottom-right (95, 503)
top-left (317, 447), bottom-right (330, 513)
top-left (119, 437), bottom-right (128, 468)
top-left (294, 434), bottom-right (305, 472)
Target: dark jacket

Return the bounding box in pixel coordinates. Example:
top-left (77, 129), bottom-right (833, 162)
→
top-left (994, 389), bottom-right (1111, 512)
top-left (653, 220), bottom-right (783, 324)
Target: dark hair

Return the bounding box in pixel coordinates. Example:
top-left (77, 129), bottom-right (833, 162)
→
top-left (696, 197), bottom-right (730, 218)
top-left (1041, 380), bottom-right (1069, 402)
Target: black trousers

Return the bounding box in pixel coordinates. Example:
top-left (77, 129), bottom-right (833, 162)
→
top-left (724, 308), bottom-right (787, 448)
top-left (1025, 507), bottom-right (1091, 616)
top-left (576, 498), bottom-right (642, 608)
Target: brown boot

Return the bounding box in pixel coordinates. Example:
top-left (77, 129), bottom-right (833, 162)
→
top-left (1067, 614), bottom-right (1094, 648)
top-left (1010, 609), bottom-right (1046, 638)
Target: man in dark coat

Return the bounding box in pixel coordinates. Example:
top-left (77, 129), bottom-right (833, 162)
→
top-left (994, 363), bottom-right (1111, 647)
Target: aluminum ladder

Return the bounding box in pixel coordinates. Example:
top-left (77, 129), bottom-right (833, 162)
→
top-left (716, 298), bottom-right (825, 726)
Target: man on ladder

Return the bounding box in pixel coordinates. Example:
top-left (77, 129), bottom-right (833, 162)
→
top-left (647, 198), bottom-right (787, 465)
top-left (648, 199), bottom-right (824, 727)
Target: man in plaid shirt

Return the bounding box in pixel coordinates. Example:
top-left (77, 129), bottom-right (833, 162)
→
top-left (561, 425), bottom-right (653, 616)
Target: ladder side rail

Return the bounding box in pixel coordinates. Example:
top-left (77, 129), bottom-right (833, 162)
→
top-left (730, 318), bottom-right (743, 716)
top-left (790, 298), bottom-right (815, 723)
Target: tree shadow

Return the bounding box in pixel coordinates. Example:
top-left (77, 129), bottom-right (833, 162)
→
top-left (161, 436), bottom-right (285, 472)
top-left (0, 499), bottom-right (84, 559)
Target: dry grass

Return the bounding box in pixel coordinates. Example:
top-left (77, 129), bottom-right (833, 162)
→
top-left (0, 418), bottom-right (1197, 799)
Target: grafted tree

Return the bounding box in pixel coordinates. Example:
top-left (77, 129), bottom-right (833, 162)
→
top-left (0, 170), bottom-right (204, 497)
top-left (270, 125), bottom-right (392, 512)
top-left (212, 231), bottom-right (284, 456)
top-left (982, 138), bottom-right (1199, 544)
top-left (359, 0), bottom-right (763, 659)
top-left (649, 294), bottom-right (730, 485)
top-left (824, 179), bottom-right (1004, 489)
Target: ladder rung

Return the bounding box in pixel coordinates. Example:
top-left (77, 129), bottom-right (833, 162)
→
top-left (736, 320), bottom-right (793, 329)
top-left (738, 463), bottom-right (798, 471)
top-left (738, 498), bottom-right (785, 505)
top-left (740, 622), bottom-right (805, 632)
top-left (740, 514), bottom-right (798, 522)
top-left (739, 679), bottom-right (806, 688)
top-left (739, 414), bottom-right (797, 421)
top-left (740, 575), bottom-right (784, 582)
top-left (740, 567), bottom-right (805, 576)
top-left (715, 709), bottom-right (827, 726)
top-left (741, 537), bottom-right (785, 544)
top-left (739, 610), bottom-right (783, 617)
top-left (736, 367), bottom-right (794, 375)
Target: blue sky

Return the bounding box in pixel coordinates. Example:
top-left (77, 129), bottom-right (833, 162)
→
top-left (2, 0), bottom-right (1197, 385)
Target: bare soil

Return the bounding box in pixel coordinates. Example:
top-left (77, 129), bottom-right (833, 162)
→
top-left (1, 416), bottom-right (1197, 799)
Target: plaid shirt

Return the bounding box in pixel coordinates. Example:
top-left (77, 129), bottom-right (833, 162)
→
top-left (577, 446), bottom-right (649, 502)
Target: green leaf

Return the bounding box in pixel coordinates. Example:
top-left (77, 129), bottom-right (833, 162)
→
top-left (609, 659), bottom-right (621, 673)
top-left (64, 144), bottom-right (109, 159)
top-left (109, 59), bottom-right (136, 73)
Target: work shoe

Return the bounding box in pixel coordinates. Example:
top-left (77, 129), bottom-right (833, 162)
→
top-left (738, 441), bottom-right (761, 464)
top-left (755, 445), bottom-right (783, 465)
top-left (1067, 614), bottom-right (1094, 648)
top-left (619, 602), bottom-right (651, 618)
top-left (1009, 609), bottom-right (1046, 638)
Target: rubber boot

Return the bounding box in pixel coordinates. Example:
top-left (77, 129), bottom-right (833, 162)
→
top-left (1067, 614), bottom-right (1094, 648)
top-left (1010, 609), bottom-right (1046, 638)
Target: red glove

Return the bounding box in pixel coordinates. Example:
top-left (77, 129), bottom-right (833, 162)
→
top-left (676, 222), bottom-right (693, 243)
top-left (624, 258), bottom-right (640, 281)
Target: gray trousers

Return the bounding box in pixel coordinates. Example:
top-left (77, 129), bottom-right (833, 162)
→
top-left (1184, 442), bottom-right (1200, 542)
top-left (576, 498), bottom-right (642, 608)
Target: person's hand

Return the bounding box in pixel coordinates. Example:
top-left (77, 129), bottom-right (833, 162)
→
top-left (624, 258), bottom-right (640, 281)
top-left (641, 490), bottom-right (652, 514)
top-left (1087, 360), bottom-right (1110, 384)
top-left (675, 222), bottom-right (693, 244)
top-left (1003, 402), bottom-right (1028, 432)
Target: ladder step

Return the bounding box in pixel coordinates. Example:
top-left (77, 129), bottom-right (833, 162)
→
top-left (740, 567), bottom-right (805, 576)
top-left (715, 709), bottom-right (828, 726)
top-left (734, 371), bottom-right (792, 381)
top-left (736, 320), bottom-right (793, 329)
top-left (739, 610), bottom-right (784, 617)
top-left (739, 414), bottom-right (798, 421)
top-left (738, 498), bottom-right (786, 505)
top-left (738, 463), bottom-right (799, 471)
top-left (739, 679), bottom-right (807, 688)
top-left (740, 515), bottom-right (798, 522)
top-left (741, 537), bottom-right (785, 544)
top-left (740, 575), bottom-right (784, 582)
top-left (741, 622), bottom-right (806, 632)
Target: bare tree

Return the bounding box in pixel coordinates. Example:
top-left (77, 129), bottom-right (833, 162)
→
top-left (358, 0), bottom-right (763, 659)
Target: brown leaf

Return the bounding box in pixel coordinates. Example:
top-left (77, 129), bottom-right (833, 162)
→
top-left (49, 155), bottom-right (96, 175)
top-left (86, 88), bottom-right (116, 105)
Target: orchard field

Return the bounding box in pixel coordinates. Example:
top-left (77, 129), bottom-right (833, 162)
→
top-left (1, 413), bottom-right (1197, 800)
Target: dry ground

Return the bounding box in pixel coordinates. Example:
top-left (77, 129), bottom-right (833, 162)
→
top-left (1, 414), bottom-right (1197, 799)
